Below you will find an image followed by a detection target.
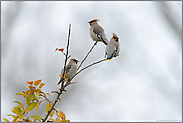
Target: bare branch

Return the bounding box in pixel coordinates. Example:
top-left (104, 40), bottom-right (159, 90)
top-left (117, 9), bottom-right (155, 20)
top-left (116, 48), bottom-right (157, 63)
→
top-left (77, 41), bottom-right (97, 70)
top-left (64, 58), bottom-right (106, 88)
top-left (42, 24), bottom-right (71, 122)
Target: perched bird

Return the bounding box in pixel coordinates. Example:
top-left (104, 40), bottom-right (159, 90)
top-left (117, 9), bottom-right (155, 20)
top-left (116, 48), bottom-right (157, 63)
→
top-left (57, 58), bottom-right (79, 85)
top-left (88, 19), bottom-right (108, 45)
top-left (105, 33), bottom-right (120, 61)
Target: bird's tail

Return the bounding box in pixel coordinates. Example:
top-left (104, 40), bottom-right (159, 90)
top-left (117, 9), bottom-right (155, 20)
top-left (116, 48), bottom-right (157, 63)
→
top-left (106, 52), bottom-right (116, 61)
top-left (100, 36), bottom-right (108, 45)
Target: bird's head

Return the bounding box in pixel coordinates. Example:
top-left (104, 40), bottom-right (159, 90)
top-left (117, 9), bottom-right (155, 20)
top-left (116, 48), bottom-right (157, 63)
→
top-left (88, 19), bottom-right (99, 26)
top-left (70, 58), bottom-right (79, 64)
top-left (112, 33), bottom-right (119, 42)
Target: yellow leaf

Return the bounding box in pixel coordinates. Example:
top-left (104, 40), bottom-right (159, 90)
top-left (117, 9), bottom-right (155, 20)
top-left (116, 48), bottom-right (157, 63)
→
top-left (7, 114), bottom-right (17, 119)
top-left (38, 83), bottom-right (45, 89)
top-left (56, 108), bottom-right (61, 111)
top-left (36, 101), bottom-right (42, 113)
top-left (12, 107), bottom-right (24, 118)
top-left (54, 117), bottom-right (61, 122)
top-left (26, 94), bottom-right (35, 104)
top-left (46, 103), bottom-right (52, 113)
top-left (13, 101), bottom-right (22, 105)
top-left (18, 103), bottom-right (24, 109)
top-left (59, 111), bottom-right (66, 120)
top-left (13, 117), bottom-right (19, 122)
top-left (30, 115), bottom-right (41, 122)
top-left (49, 110), bottom-right (55, 117)
top-left (16, 92), bottom-right (24, 96)
top-left (23, 109), bottom-right (26, 114)
top-left (46, 93), bottom-right (50, 96)
top-left (3, 118), bottom-right (9, 122)
top-left (41, 91), bottom-right (47, 98)
top-left (48, 118), bottom-right (54, 122)
top-left (11, 108), bottom-right (15, 114)
top-left (34, 79), bottom-right (42, 86)
top-left (27, 102), bottom-right (37, 112)
top-left (61, 119), bottom-right (70, 122)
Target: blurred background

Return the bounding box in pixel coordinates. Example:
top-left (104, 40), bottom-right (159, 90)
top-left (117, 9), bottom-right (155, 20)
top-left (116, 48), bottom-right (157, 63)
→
top-left (1, 1), bottom-right (182, 122)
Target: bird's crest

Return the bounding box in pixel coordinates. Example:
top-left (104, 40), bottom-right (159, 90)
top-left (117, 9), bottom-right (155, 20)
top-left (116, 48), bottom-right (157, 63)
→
top-left (113, 33), bottom-right (118, 39)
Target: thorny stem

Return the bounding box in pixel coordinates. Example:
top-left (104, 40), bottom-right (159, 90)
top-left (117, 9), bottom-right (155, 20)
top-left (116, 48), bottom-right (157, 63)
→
top-left (77, 41), bottom-right (97, 71)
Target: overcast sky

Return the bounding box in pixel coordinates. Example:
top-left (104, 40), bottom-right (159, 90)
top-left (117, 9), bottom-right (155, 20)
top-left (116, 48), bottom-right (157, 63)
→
top-left (1, 1), bottom-right (182, 122)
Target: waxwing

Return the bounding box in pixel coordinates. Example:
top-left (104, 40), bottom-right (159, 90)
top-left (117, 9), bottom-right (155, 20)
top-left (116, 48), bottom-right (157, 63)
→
top-left (57, 58), bottom-right (79, 85)
top-left (105, 33), bottom-right (120, 61)
top-left (88, 19), bottom-right (108, 45)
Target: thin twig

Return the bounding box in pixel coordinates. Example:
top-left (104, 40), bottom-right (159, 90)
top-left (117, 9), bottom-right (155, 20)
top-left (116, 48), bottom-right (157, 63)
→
top-left (77, 41), bottom-right (97, 71)
top-left (64, 58), bottom-right (106, 88)
top-left (42, 24), bottom-right (71, 122)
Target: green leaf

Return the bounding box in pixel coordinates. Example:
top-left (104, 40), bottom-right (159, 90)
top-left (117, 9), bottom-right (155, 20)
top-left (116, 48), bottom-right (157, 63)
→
top-left (12, 107), bottom-right (24, 118)
top-left (27, 102), bottom-right (37, 112)
top-left (13, 101), bottom-right (22, 105)
top-left (30, 115), bottom-right (41, 121)
top-left (26, 94), bottom-right (35, 104)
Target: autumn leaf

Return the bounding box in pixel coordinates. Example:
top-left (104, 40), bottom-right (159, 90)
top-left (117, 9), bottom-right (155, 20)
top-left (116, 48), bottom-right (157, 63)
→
top-left (55, 48), bottom-right (64, 52)
top-left (54, 117), bottom-right (61, 122)
top-left (7, 114), bottom-right (17, 119)
top-left (27, 81), bottom-right (34, 85)
top-left (27, 102), bottom-right (37, 112)
top-left (16, 92), bottom-right (24, 96)
top-left (12, 107), bottom-right (24, 118)
top-left (18, 104), bottom-right (24, 109)
top-left (3, 118), bottom-right (9, 122)
top-left (34, 79), bottom-right (42, 86)
top-left (61, 119), bottom-right (70, 122)
top-left (13, 101), bottom-right (22, 105)
top-left (38, 83), bottom-right (45, 89)
top-left (59, 111), bottom-right (66, 120)
top-left (46, 103), bottom-right (52, 113)
top-left (46, 93), bottom-right (50, 96)
top-left (49, 110), bottom-right (55, 117)
top-left (36, 101), bottom-right (42, 113)
top-left (30, 115), bottom-right (41, 122)
top-left (26, 94), bottom-right (35, 104)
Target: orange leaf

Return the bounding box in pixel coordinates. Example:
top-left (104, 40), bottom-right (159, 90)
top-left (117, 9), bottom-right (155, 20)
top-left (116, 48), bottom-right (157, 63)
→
top-left (18, 104), bottom-right (24, 109)
top-left (27, 81), bottom-right (34, 85)
top-left (59, 111), bottom-right (66, 120)
top-left (36, 101), bottom-right (42, 113)
top-left (54, 117), bottom-right (61, 122)
top-left (34, 79), bottom-right (42, 86)
top-left (46, 93), bottom-right (50, 96)
top-left (55, 48), bottom-right (64, 52)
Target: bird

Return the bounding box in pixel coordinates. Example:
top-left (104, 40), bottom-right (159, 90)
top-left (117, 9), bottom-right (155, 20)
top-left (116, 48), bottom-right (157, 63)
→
top-left (105, 33), bottom-right (120, 61)
top-left (88, 19), bottom-right (108, 45)
top-left (57, 58), bottom-right (79, 85)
